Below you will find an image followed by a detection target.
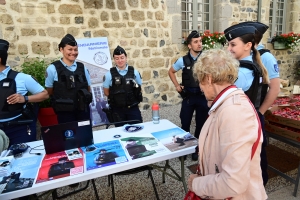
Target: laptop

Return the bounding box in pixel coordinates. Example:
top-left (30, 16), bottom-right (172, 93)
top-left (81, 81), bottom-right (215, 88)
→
top-left (41, 120), bottom-right (94, 154)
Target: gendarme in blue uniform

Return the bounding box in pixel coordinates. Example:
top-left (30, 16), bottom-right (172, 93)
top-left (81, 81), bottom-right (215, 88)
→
top-left (103, 64), bottom-right (143, 125)
top-left (45, 59), bottom-right (92, 123)
top-left (172, 52), bottom-right (209, 139)
top-left (0, 66), bottom-right (44, 145)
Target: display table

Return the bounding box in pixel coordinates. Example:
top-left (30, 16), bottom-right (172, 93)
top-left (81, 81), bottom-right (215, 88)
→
top-left (0, 119), bottom-right (196, 200)
top-left (266, 131), bottom-right (300, 197)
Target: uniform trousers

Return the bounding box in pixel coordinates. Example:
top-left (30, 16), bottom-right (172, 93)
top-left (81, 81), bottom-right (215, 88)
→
top-left (55, 105), bottom-right (91, 124)
top-left (180, 94), bottom-right (209, 139)
top-left (1, 121), bottom-right (37, 147)
top-left (111, 106), bottom-right (142, 127)
top-left (1, 104), bottom-right (39, 146)
top-left (258, 111), bottom-right (269, 186)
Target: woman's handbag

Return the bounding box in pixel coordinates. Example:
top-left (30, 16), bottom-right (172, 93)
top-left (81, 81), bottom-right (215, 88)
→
top-left (184, 165), bottom-right (202, 200)
top-left (184, 190), bottom-right (202, 200)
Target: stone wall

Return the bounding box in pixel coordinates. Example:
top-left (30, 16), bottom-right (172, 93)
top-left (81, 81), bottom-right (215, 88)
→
top-left (0, 0), bottom-right (300, 110)
top-left (0, 0), bottom-right (184, 110)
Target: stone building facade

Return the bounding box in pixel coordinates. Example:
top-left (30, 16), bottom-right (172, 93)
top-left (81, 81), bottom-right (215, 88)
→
top-left (0, 0), bottom-right (299, 110)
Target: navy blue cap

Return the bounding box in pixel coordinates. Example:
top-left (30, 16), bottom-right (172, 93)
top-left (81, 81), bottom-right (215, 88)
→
top-left (224, 24), bottom-right (256, 41)
top-left (0, 39), bottom-right (9, 51)
top-left (186, 30), bottom-right (200, 44)
top-left (113, 45), bottom-right (127, 56)
top-left (60, 34), bottom-right (77, 46)
top-left (239, 21), bottom-right (269, 35)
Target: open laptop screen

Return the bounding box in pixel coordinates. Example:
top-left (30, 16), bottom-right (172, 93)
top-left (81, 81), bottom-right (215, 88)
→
top-left (41, 120), bottom-right (94, 154)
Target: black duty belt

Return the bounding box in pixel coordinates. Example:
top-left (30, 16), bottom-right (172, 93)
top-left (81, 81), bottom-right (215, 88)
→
top-left (187, 91), bottom-right (204, 96)
top-left (0, 119), bottom-right (33, 128)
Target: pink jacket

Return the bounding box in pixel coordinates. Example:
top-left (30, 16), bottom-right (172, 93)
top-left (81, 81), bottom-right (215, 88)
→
top-left (192, 89), bottom-right (267, 200)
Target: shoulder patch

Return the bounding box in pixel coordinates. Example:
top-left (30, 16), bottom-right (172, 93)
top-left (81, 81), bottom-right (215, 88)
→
top-left (102, 75), bottom-right (106, 82)
top-left (45, 71), bottom-right (48, 78)
top-left (138, 72), bottom-right (142, 79)
top-left (274, 64), bottom-right (279, 72)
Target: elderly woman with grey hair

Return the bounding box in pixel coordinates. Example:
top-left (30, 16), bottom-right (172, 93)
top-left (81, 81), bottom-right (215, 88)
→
top-left (187, 49), bottom-right (267, 199)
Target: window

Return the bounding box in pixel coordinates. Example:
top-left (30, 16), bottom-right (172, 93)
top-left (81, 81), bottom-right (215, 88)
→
top-left (269, 0), bottom-right (287, 37)
top-left (181, 0), bottom-right (212, 40)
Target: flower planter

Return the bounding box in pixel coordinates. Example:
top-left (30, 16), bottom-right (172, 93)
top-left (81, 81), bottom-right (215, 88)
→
top-left (213, 42), bottom-right (223, 49)
top-left (273, 41), bottom-right (288, 50)
top-left (38, 107), bottom-right (58, 127)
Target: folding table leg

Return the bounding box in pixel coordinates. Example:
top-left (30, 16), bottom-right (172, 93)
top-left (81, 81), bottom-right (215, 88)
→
top-left (180, 156), bottom-right (188, 193)
top-left (148, 170), bottom-right (160, 200)
top-left (91, 179), bottom-right (100, 200)
top-left (110, 175), bottom-right (116, 200)
top-left (293, 161), bottom-right (300, 197)
top-left (162, 160), bottom-right (169, 183)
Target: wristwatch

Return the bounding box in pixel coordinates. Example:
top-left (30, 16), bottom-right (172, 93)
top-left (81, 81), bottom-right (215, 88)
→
top-left (24, 95), bottom-right (28, 103)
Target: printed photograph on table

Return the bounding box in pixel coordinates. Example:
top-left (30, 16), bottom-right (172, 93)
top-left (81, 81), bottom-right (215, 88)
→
top-left (120, 136), bottom-right (167, 160)
top-left (81, 140), bottom-right (128, 170)
top-left (0, 155), bottom-right (42, 194)
top-left (36, 150), bottom-right (84, 184)
top-left (65, 148), bottom-right (83, 161)
top-left (151, 128), bottom-right (198, 152)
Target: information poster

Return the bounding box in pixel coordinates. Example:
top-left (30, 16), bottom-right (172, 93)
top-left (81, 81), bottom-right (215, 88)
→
top-left (77, 37), bottom-right (112, 127)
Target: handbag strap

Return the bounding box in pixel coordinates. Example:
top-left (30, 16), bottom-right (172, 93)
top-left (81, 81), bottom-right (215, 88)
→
top-left (251, 111), bottom-right (262, 160)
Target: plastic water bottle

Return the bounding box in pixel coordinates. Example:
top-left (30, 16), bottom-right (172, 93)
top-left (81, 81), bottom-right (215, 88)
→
top-left (152, 103), bottom-right (160, 124)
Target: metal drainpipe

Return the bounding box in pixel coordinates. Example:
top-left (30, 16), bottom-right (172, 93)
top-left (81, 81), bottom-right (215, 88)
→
top-left (257, 0), bottom-right (262, 22)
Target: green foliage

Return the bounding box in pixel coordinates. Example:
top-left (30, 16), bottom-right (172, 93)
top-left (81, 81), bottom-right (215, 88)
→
top-left (20, 56), bottom-right (52, 108)
top-left (271, 32), bottom-right (300, 50)
top-left (201, 30), bottom-right (226, 50)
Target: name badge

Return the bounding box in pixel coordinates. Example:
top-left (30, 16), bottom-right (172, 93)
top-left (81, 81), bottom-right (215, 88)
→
top-left (259, 77), bottom-right (263, 83)
top-left (2, 82), bottom-right (10, 87)
top-left (187, 67), bottom-right (190, 69)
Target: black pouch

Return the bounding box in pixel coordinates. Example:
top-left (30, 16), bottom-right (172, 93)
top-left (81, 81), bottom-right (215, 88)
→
top-left (78, 89), bottom-right (92, 111)
top-left (179, 88), bottom-right (189, 99)
top-left (54, 99), bottom-right (74, 112)
top-left (22, 103), bottom-right (36, 119)
top-left (133, 85), bottom-right (143, 102)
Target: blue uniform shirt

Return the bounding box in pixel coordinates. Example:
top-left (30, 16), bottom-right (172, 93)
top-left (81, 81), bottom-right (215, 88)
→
top-left (234, 55), bottom-right (254, 91)
top-left (0, 66), bottom-right (45, 122)
top-left (257, 44), bottom-right (280, 80)
top-left (172, 52), bottom-right (200, 71)
top-left (103, 65), bottom-right (142, 88)
top-left (45, 59), bottom-right (91, 88)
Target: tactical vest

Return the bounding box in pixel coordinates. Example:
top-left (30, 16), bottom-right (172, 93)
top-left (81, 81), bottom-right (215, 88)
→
top-left (0, 70), bottom-right (25, 119)
top-left (239, 60), bottom-right (263, 108)
top-left (258, 49), bottom-right (271, 105)
top-left (182, 53), bottom-right (200, 87)
top-left (52, 61), bottom-right (89, 111)
top-left (108, 66), bottom-right (142, 108)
